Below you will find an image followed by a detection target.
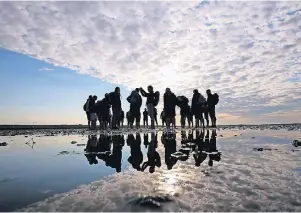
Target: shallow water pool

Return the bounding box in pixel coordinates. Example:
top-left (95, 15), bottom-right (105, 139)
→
top-left (0, 128), bottom-right (301, 211)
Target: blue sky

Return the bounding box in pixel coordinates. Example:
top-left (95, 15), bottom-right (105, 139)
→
top-left (0, 49), bottom-right (131, 124)
top-left (0, 1), bottom-right (301, 125)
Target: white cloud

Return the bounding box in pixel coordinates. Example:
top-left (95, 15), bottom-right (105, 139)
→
top-left (0, 1), bottom-right (301, 122)
top-left (39, 67), bottom-right (53, 71)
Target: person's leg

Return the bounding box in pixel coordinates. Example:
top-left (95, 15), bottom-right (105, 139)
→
top-left (147, 104), bottom-right (155, 129)
top-left (200, 113), bottom-right (204, 128)
top-left (209, 107), bottom-right (216, 127)
top-left (204, 111), bottom-right (209, 127)
top-left (181, 115), bottom-right (185, 128)
top-left (166, 117), bottom-right (170, 129)
top-left (87, 112), bottom-right (91, 130)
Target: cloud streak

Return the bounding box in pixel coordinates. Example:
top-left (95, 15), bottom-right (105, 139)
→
top-left (0, 1), bottom-right (301, 123)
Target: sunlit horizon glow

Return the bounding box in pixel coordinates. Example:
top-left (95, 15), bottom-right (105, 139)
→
top-left (0, 1), bottom-right (301, 125)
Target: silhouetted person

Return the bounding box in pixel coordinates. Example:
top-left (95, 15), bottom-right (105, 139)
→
top-left (109, 87), bottom-right (121, 129)
top-left (84, 135), bottom-right (99, 165)
top-left (140, 86), bottom-right (158, 129)
top-left (192, 89), bottom-right (206, 128)
top-left (143, 108), bottom-right (148, 127)
top-left (154, 107), bottom-right (159, 127)
top-left (160, 110), bottom-right (165, 127)
top-left (127, 88), bottom-right (143, 128)
top-left (162, 132), bottom-right (178, 170)
top-left (83, 95), bottom-right (93, 130)
top-left (95, 93), bottom-right (111, 130)
top-left (177, 96), bottom-right (190, 128)
top-left (126, 111), bottom-right (131, 127)
top-left (143, 133), bottom-right (149, 148)
top-left (127, 133), bottom-right (143, 171)
top-left (142, 133), bottom-right (161, 173)
top-left (90, 95), bottom-right (98, 130)
top-left (164, 88), bottom-right (177, 129)
top-left (120, 110), bottom-right (125, 127)
top-left (206, 89), bottom-right (218, 127)
top-left (188, 106), bottom-right (194, 128)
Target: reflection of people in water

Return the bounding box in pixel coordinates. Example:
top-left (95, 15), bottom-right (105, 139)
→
top-left (193, 129), bottom-right (207, 167)
top-left (127, 133), bottom-right (143, 171)
top-left (143, 133), bottom-right (149, 148)
top-left (84, 135), bottom-right (99, 165)
top-left (105, 134), bottom-right (125, 172)
top-left (162, 132), bottom-right (178, 170)
top-left (142, 132), bottom-right (161, 173)
top-left (208, 129), bottom-right (221, 167)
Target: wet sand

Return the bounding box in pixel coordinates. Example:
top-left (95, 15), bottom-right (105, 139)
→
top-left (0, 126), bottom-right (301, 211)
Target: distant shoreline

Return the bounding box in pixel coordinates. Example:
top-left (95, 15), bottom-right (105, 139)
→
top-left (0, 123), bottom-right (300, 131)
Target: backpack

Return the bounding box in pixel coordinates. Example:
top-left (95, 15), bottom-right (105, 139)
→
top-left (198, 94), bottom-right (206, 105)
top-left (212, 93), bottom-right (219, 105)
top-left (153, 91), bottom-right (160, 107)
top-left (177, 96), bottom-right (189, 105)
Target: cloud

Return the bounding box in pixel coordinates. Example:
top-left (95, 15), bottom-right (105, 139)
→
top-left (0, 1), bottom-right (301, 123)
top-left (39, 67), bottom-right (53, 71)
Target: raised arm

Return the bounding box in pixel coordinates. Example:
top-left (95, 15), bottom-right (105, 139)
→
top-left (140, 88), bottom-right (148, 97)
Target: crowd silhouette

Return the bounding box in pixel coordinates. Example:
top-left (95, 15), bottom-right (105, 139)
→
top-left (83, 86), bottom-right (219, 130)
top-left (83, 129), bottom-right (221, 173)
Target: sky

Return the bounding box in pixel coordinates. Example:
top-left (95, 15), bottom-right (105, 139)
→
top-left (0, 1), bottom-right (301, 125)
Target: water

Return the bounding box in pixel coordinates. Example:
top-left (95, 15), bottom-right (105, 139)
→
top-left (0, 127), bottom-right (301, 211)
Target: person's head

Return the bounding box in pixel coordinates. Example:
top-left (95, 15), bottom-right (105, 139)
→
top-left (105, 93), bottom-right (109, 98)
top-left (149, 166), bottom-right (155, 173)
top-left (93, 95), bottom-right (97, 100)
top-left (195, 161), bottom-right (201, 167)
top-left (135, 88), bottom-right (140, 92)
top-left (206, 89), bottom-right (211, 96)
top-left (165, 88), bottom-right (171, 94)
top-left (193, 89), bottom-right (198, 94)
top-left (147, 85), bottom-right (153, 92)
top-left (144, 108), bottom-right (147, 111)
top-left (167, 164), bottom-right (173, 170)
top-left (115, 87), bottom-right (120, 94)
top-left (89, 95), bottom-right (93, 100)
top-left (208, 159), bottom-right (213, 167)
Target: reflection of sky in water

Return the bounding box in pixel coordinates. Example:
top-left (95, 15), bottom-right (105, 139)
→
top-left (0, 129), bottom-right (301, 211)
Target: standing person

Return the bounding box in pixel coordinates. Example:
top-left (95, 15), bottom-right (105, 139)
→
top-left (140, 86), bottom-right (159, 129)
top-left (191, 89), bottom-right (206, 128)
top-left (163, 88), bottom-right (177, 129)
top-left (126, 111), bottom-right (131, 127)
top-left (188, 106), bottom-right (194, 128)
top-left (108, 109), bottom-right (112, 129)
top-left (109, 87), bottom-right (121, 130)
top-left (83, 95), bottom-right (93, 130)
top-left (177, 96), bottom-right (190, 128)
top-left (154, 108), bottom-right (159, 127)
top-left (96, 93), bottom-right (111, 130)
top-left (160, 110), bottom-right (165, 127)
top-left (120, 110), bottom-right (125, 127)
top-left (127, 88), bottom-right (143, 128)
top-left (90, 96), bottom-right (98, 130)
top-left (206, 89), bottom-right (219, 127)
top-left (143, 108), bottom-right (148, 128)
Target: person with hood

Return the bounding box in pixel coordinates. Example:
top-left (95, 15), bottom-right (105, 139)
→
top-left (160, 110), bottom-right (165, 127)
top-left (127, 88), bottom-right (143, 128)
top-left (83, 95), bottom-right (93, 130)
top-left (163, 88), bottom-right (177, 129)
top-left (140, 86), bottom-right (156, 129)
top-left (120, 110), bottom-right (125, 127)
top-left (191, 89), bottom-right (206, 128)
top-left (109, 87), bottom-right (121, 129)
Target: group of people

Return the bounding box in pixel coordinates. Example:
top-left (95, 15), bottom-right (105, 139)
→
top-left (83, 129), bottom-right (220, 173)
top-left (83, 85), bottom-right (219, 130)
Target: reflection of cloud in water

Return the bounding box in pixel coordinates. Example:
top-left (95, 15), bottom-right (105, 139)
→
top-left (21, 135), bottom-right (301, 212)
